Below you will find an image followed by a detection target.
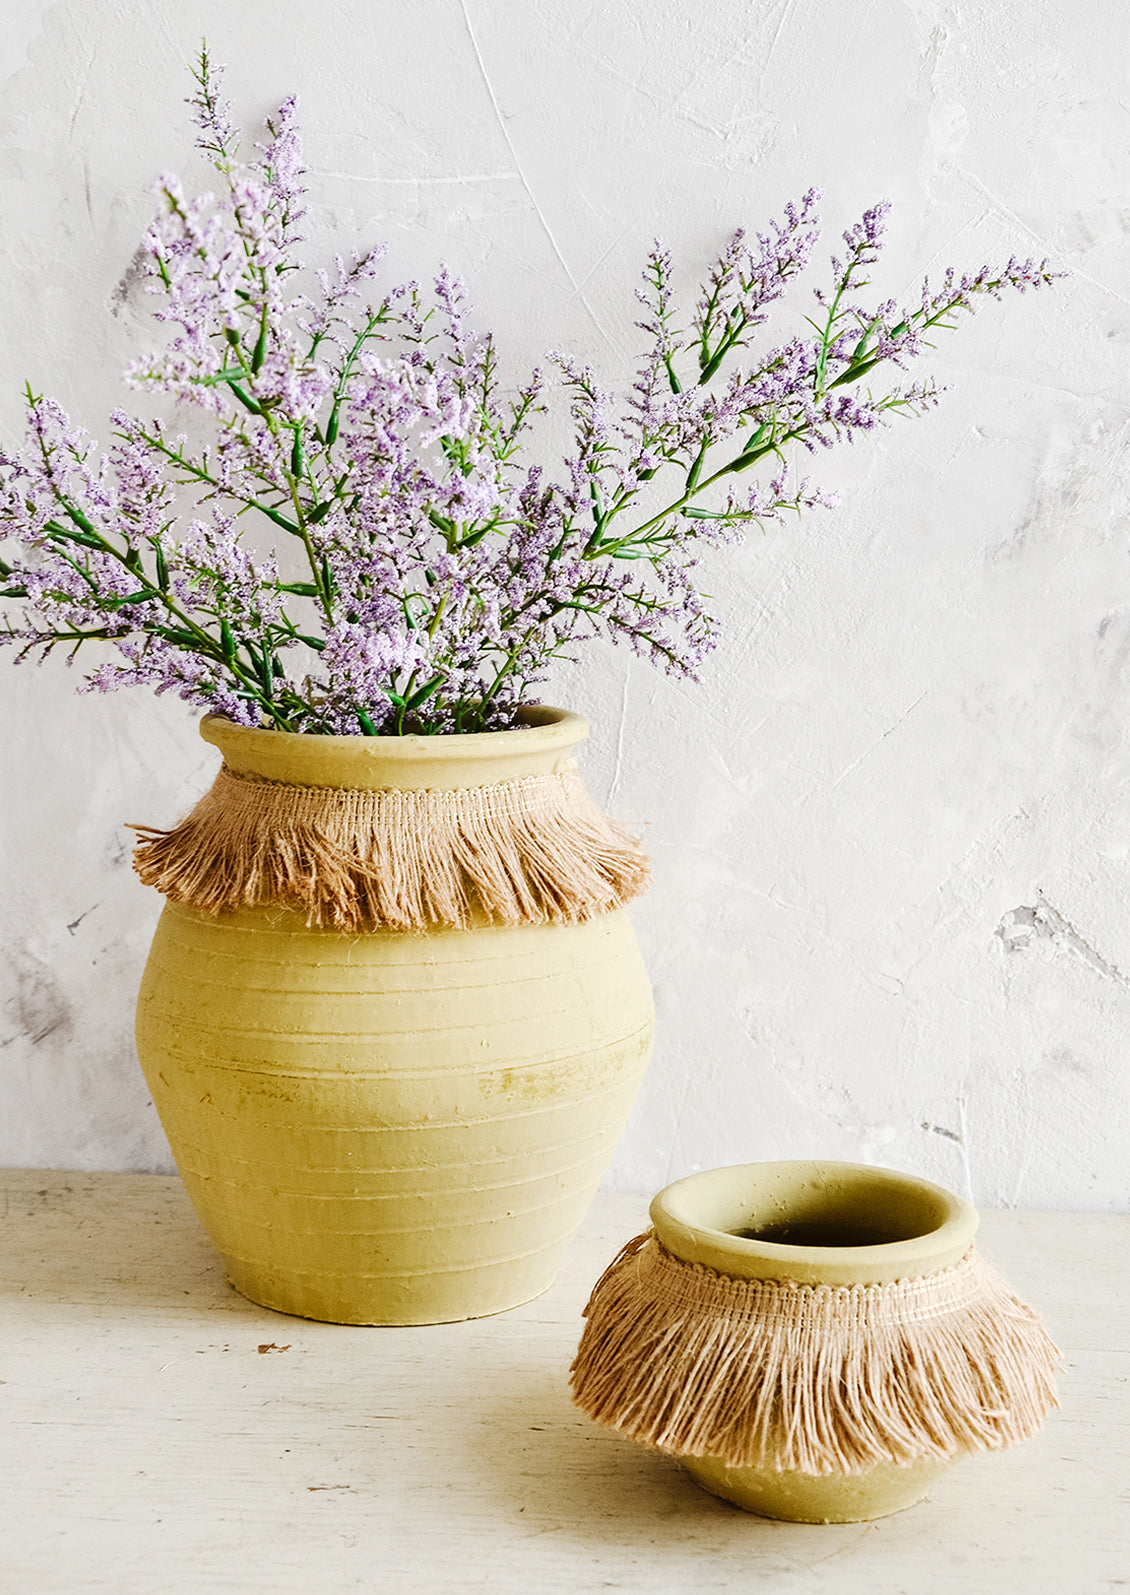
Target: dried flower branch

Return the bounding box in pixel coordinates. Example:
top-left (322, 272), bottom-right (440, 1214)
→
top-left (0, 54), bottom-right (1060, 735)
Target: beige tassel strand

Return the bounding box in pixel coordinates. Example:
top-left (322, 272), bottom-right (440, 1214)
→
top-left (132, 763), bottom-right (651, 930)
top-left (570, 1232), bottom-right (1060, 1476)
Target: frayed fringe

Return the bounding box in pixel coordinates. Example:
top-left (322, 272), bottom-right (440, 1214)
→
top-left (570, 1232), bottom-right (1059, 1475)
top-left (131, 763), bottom-right (651, 931)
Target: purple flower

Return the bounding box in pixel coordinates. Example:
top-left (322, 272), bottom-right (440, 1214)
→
top-left (0, 54), bottom-right (1062, 735)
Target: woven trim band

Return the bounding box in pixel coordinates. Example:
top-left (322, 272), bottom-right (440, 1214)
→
top-left (569, 1231), bottom-right (1059, 1475)
top-left (132, 762), bottom-right (651, 931)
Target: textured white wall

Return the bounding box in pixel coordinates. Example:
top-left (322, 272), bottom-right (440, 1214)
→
top-left (1, 0), bottom-right (1128, 1209)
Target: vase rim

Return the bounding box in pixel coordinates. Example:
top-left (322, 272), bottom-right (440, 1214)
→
top-left (650, 1159), bottom-right (979, 1287)
top-left (201, 703), bottom-right (586, 753)
top-left (199, 705), bottom-right (590, 791)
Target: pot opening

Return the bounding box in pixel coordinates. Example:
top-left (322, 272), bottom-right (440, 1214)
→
top-left (724, 1186), bottom-right (944, 1244)
top-left (723, 1178), bottom-right (947, 1249)
top-left (729, 1217), bottom-right (917, 1247)
top-left (652, 1162), bottom-right (976, 1271)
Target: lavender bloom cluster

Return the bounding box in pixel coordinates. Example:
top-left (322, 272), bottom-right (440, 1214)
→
top-left (0, 55), bottom-right (1059, 736)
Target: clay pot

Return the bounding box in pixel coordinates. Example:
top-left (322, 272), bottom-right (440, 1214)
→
top-left (134, 708), bottom-right (654, 1325)
top-left (649, 1160), bottom-right (980, 1523)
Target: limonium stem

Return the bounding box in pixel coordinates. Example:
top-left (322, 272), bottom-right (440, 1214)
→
top-left (0, 56), bottom-right (1060, 735)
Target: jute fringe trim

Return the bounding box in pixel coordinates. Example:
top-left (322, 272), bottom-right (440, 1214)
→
top-left (570, 1232), bottom-right (1060, 1476)
top-left (131, 764), bottom-right (651, 931)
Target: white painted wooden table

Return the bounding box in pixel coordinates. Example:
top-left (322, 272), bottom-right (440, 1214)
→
top-left (0, 1172), bottom-right (1126, 1595)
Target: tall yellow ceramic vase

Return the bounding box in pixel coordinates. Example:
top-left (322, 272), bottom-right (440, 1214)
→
top-left (134, 708), bottom-right (654, 1325)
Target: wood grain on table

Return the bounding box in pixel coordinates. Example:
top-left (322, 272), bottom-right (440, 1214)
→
top-left (0, 1170), bottom-right (1126, 1595)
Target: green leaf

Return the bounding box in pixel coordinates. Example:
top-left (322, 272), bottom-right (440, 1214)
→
top-left (325, 406), bottom-right (340, 448)
top-left (294, 633), bottom-right (326, 651)
top-left (722, 445), bottom-right (773, 475)
top-left (405, 675), bottom-right (444, 711)
top-left (157, 626), bottom-right (201, 649)
top-left (251, 323), bottom-right (268, 375)
top-left (278, 582), bottom-right (321, 597)
top-left (155, 545), bottom-right (170, 592)
top-left (307, 501), bottom-right (333, 525)
top-left (63, 503), bottom-right (98, 537)
top-left (356, 708), bottom-right (379, 736)
top-left (257, 504), bottom-right (301, 535)
top-left (683, 507), bottom-right (734, 521)
top-left (227, 382), bottom-right (263, 416)
top-left (48, 525), bottom-right (101, 549)
top-left (828, 357), bottom-right (879, 390)
top-left (684, 442), bottom-right (708, 493)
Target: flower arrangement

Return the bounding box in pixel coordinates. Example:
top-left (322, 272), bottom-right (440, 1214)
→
top-left (0, 52), bottom-right (1057, 737)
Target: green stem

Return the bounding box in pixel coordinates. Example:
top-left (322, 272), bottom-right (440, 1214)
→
top-left (590, 427), bottom-right (802, 557)
top-left (473, 630), bottom-right (540, 724)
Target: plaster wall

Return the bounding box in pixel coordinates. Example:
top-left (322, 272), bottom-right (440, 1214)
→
top-left (1, 0), bottom-right (1128, 1209)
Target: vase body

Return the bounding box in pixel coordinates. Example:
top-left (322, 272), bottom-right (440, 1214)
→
top-left (650, 1160), bottom-right (979, 1523)
top-left (134, 709), bottom-right (654, 1325)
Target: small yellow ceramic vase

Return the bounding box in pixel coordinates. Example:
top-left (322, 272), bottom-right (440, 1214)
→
top-left (651, 1161), bottom-right (976, 1522)
top-left (135, 707), bottom-right (654, 1325)
top-left (572, 1160), bottom-right (1059, 1524)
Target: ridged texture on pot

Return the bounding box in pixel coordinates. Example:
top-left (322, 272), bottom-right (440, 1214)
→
top-left (136, 900), bottom-right (653, 1324)
top-left (134, 708), bottom-right (654, 1325)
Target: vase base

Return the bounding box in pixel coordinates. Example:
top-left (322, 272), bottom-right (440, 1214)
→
top-left (680, 1453), bottom-right (952, 1523)
top-left (139, 898), bottom-right (654, 1329)
top-left (222, 1248), bottom-right (563, 1326)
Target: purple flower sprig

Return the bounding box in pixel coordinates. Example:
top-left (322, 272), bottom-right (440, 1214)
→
top-left (0, 53), bottom-right (1061, 736)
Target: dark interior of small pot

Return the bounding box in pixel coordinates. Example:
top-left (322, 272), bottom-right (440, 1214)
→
top-left (721, 1172), bottom-right (949, 1248)
top-left (734, 1218), bottom-right (919, 1244)
top-left (729, 1216), bottom-right (915, 1247)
